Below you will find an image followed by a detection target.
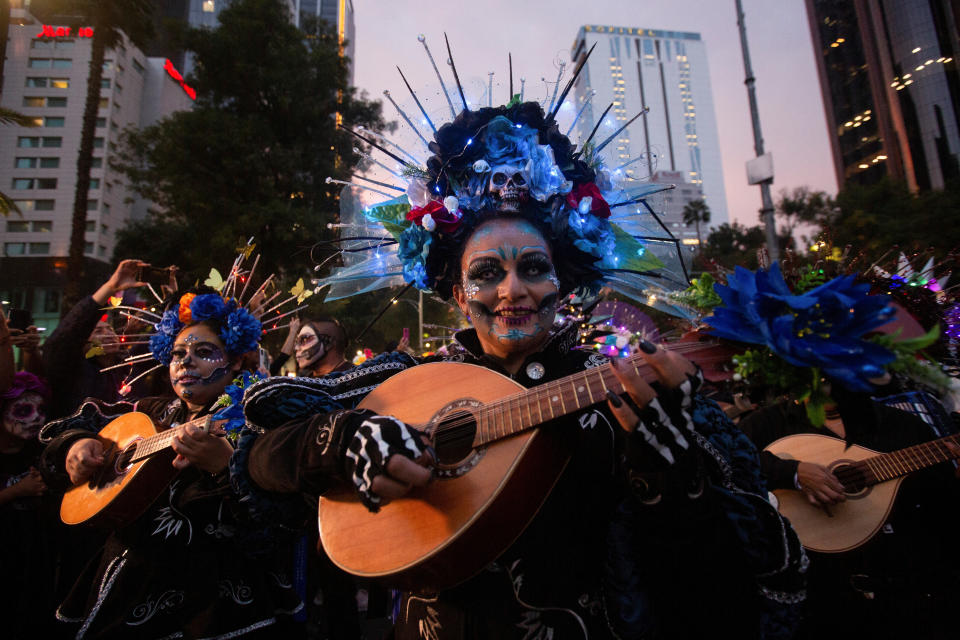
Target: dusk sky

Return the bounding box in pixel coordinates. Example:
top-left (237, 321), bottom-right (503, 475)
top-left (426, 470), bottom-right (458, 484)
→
top-left (349, 0), bottom-right (836, 230)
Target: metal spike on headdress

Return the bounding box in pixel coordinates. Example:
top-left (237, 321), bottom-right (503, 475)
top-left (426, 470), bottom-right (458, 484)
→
top-left (547, 41), bottom-right (597, 123)
top-left (566, 90), bottom-right (595, 137)
top-left (609, 185), bottom-right (677, 209)
top-left (444, 32), bottom-right (469, 112)
top-left (574, 102), bottom-right (614, 157)
top-left (520, 77), bottom-right (526, 101)
top-left (594, 108), bottom-right (651, 154)
top-left (383, 89), bottom-right (430, 149)
top-left (357, 125), bottom-right (423, 166)
top-left (547, 61), bottom-right (566, 114)
top-left (509, 53), bottom-right (514, 99)
top-left (339, 125), bottom-right (417, 170)
top-left (396, 66), bottom-right (438, 135)
top-left (325, 176), bottom-right (395, 199)
top-left (352, 174), bottom-right (406, 193)
top-left (487, 72), bottom-right (494, 107)
top-left (354, 147), bottom-right (404, 179)
top-left (418, 34), bottom-right (456, 118)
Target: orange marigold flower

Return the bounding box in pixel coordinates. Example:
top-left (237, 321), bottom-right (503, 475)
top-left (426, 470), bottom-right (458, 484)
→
top-left (178, 293), bottom-right (196, 324)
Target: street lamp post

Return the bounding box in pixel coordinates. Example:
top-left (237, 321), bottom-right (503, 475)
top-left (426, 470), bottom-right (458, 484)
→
top-left (736, 0), bottom-right (780, 262)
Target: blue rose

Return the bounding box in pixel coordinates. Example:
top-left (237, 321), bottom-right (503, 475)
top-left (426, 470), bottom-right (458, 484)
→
top-left (706, 263), bottom-right (896, 391)
top-left (189, 293), bottom-right (228, 322)
top-left (525, 144), bottom-right (571, 202)
top-left (484, 116), bottom-right (538, 166)
top-left (567, 209), bottom-right (617, 267)
top-left (156, 308), bottom-right (183, 336)
top-left (397, 224), bottom-right (433, 290)
top-left (149, 331), bottom-right (176, 366)
top-left (220, 308), bottom-right (262, 356)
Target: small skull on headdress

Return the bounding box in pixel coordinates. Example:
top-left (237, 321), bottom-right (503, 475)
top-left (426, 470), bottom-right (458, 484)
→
top-left (488, 163), bottom-right (530, 212)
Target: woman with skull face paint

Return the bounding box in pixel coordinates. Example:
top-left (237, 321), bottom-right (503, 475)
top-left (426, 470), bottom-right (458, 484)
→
top-left (271, 316), bottom-right (352, 377)
top-left (230, 99), bottom-right (805, 639)
top-left (37, 288), bottom-right (304, 639)
top-left (0, 372), bottom-right (63, 639)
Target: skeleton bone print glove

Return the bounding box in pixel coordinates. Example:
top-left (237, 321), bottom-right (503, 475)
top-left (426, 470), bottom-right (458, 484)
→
top-left (626, 369), bottom-right (705, 503)
top-left (344, 415), bottom-right (428, 511)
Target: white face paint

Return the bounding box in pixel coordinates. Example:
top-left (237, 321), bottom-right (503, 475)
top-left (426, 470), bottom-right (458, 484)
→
top-left (2, 392), bottom-right (46, 440)
top-left (295, 325), bottom-right (326, 370)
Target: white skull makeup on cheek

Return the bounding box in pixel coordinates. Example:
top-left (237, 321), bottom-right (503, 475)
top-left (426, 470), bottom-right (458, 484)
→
top-left (2, 393), bottom-right (46, 440)
top-left (168, 325), bottom-right (232, 401)
top-left (488, 163), bottom-right (530, 212)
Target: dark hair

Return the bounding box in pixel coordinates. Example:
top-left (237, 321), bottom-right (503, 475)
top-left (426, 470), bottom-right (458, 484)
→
top-left (303, 316), bottom-right (348, 354)
top-left (427, 201), bottom-right (604, 300)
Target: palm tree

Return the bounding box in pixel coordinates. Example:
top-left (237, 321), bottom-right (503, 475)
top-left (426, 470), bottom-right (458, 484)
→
top-left (0, 107), bottom-right (38, 217)
top-left (53, 1), bottom-right (154, 307)
top-left (682, 198), bottom-right (711, 249)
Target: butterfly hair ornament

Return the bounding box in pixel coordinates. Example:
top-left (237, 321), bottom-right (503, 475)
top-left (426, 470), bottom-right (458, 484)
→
top-left (97, 240), bottom-right (308, 396)
top-left (312, 34), bottom-right (696, 319)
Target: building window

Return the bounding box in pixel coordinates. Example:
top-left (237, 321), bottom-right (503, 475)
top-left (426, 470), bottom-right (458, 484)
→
top-left (55, 40), bottom-right (74, 50)
top-left (115, 82), bottom-right (122, 94)
top-left (34, 200), bottom-right (54, 210)
top-left (203, 0), bottom-right (215, 12)
top-left (102, 203), bottom-right (111, 215)
top-left (42, 137), bottom-right (62, 148)
top-left (91, 157), bottom-right (102, 168)
top-left (52, 59), bottom-right (72, 69)
top-left (22, 96), bottom-right (44, 107)
top-left (97, 245), bottom-right (107, 256)
top-left (29, 117), bottom-right (43, 127)
top-left (87, 199), bottom-right (98, 210)
top-left (50, 79), bottom-right (69, 89)
top-left (29, 242), bottom-right (51, 255)
top-left (15, 158), bottom-right (37, 169)
top-left (89, 179), bottom-right (100, 189)
top-left (30, 40), bottom-right (53, 50)
top-left (110, 121), bottom-right (118, 131)
top-left (98, 98), bottom-right (109, 109)
top-left (101, 224), bottom-right (109, 234)
top-left (28, 58), bottom-right (52, 68)
top-left (12, 178), bottom-right (34, 189)
top-left (25, 77), bottom-right (47, 87)
top-left (102, 60), bottom-right (113, 71)
top-left (47, 97), bottom-right (67, 107)
top-left (44, 117), bottom-right (65, 127)
top-left (43, 289), bottom-right (61, 314)
top-left (5, 243), bottom-right (26, 256)
top-left (92, 138), bottom-right (104, 148)
top-left (32, 221), bottom-right (52, 232)
top-left (101, 78), bottom-right (111, 89)
top-left (96, 117), bottom-right (106, 128)
top-left (85, 220), bottom-right (95, 232)
top-left (84, 242), bottom-right (93, 254)
top-left (6, 221), bottom-right (29, 232)
top-left (132, 59), bottom-right (144, 74)
top-left (37, 178), bottom-right (57, 189)
top-left (40, 158), bottom-right (59, 168)
top-left (16, 137), bottom-right (39, 148)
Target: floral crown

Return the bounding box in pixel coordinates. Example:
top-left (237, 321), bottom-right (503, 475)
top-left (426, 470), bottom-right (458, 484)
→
top-left (317, 35), bottom-right (693, 317)
top-left (149, 292), bottom-right (262, 366)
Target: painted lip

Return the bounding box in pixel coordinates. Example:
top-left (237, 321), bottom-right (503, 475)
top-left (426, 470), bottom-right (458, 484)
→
top-left (176, 374), bottom-right (200, 385)
top-left (494, 306), bottom-right (535, 326)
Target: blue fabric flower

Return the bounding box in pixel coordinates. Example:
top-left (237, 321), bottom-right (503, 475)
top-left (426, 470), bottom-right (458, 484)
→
top-left (220, 308), bottom-right (262, 356)
top-left (149, 309), bottom-right (183, 366)
top-left (483, 116), bottom-right (537, 166)
top-left (397, 224), bottom-right (433, 290)
top-left (706, 263), bottom-right (895, 391)
top-left (213, 370), bottom-right (265, 437)
top-left (189, 293), bottom-right (229, 322)
top-left (525, 144), bottom-right (572, 202)
top-left (567, 209), bottom-right (617, 268)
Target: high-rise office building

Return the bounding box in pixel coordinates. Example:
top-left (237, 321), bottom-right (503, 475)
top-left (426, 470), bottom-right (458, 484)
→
top-left (569, 25), bottom-right (728, 245)
top-left (296, 0), bottom-right (356, 84)
top-left (806, 0), bottom-right (960, 190)
top-left (0, 10), bottom-right (194, 329)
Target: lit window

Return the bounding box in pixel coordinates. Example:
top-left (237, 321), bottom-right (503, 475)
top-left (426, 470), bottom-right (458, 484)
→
top-left (51, 79), bottom-right (69, 89)
top-left (203, 1), bottom-right (215, 12)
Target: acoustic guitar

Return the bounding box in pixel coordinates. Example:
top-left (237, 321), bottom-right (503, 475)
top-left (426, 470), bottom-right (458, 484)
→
top-left (318, 341), bottom-right (733, 591)
top-left (60, 412), bottom-right (216, 528)
top-left (765, 432), bottom-right (960, 553)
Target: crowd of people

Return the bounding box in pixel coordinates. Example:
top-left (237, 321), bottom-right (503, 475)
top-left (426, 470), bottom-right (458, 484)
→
top-left (2, 92), bottom-right (959, 640)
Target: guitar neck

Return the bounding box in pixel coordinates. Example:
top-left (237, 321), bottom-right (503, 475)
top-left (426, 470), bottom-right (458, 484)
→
top-left (859, 433), bottom-right (960, 486)
top-left (128, 414), bottom-right (208, 464)
top-left (473, 343), bottom-right (713, 446)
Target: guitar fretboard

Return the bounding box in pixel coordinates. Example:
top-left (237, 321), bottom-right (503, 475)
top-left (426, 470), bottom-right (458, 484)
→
top-left (858, 433), bottom-right (960, 485)
top-left (128, 415), bottom-right (208, 464)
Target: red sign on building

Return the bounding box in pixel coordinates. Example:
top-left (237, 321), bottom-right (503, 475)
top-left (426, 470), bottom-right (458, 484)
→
top-left (163, 59), bottom-right (196, 101)
top-left (35, 25), bottom-right (94, 38)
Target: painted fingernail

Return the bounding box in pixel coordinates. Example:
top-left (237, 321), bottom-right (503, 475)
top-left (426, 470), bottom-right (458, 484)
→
top-left (639, 339), bottom-right (657, 354)
top-left (606, 390), bottom-right (623, 407)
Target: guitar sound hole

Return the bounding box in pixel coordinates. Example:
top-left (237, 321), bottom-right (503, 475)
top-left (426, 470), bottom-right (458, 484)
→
top-left (114, 440), bottom-right (140, 474)
top-left (432, 409), bottom-right (477, 465)
top-left (833, 463), bottom-right (868, 496)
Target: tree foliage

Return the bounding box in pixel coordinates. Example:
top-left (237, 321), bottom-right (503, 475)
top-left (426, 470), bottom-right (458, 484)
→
top-left (112, 0), bottom-right (390, 287)
top-left (681, 198), bottom-right (710, 248)
top-left (701, 222), bottom-right (767, 271)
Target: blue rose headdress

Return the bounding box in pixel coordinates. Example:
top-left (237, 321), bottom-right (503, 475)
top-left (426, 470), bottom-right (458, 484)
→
top-left (313, 35), bottom-right (696, 320)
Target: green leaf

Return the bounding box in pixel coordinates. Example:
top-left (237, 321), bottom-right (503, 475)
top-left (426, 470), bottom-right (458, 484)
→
top-left (610, 224), bottom-right (664, 272)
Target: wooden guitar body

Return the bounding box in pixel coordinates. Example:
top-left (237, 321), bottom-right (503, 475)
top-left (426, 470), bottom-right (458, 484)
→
top-left (767, 434), bottom-right (901, 553)
top-left (318, 362), bottom-right (573, 591)
top-left (60, 412), bottom-right (178, 528)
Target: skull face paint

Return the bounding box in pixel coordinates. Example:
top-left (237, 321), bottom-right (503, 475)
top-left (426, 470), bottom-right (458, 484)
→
top-left (295, 325), bottom-right (331, 370)
top-left (168, 324), bottom-right (233, 407)
top-left (453, 218), bottom-right (560, 363)
top-left (1, 392), bottom-right (46, 440)
top-left (488, 163), bottom-right (530, 212)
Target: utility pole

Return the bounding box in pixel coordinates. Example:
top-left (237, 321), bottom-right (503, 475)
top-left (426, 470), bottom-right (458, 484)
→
top-left (736, 0), bottom-right (780, 262)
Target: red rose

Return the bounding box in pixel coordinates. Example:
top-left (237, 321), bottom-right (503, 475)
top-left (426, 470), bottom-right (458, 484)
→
top-left (406, 200), bottom-right (462, 233)
top-left (565, 182), bottom-right (611, 219)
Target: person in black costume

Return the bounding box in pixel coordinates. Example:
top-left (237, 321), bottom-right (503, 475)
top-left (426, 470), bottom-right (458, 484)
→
top-left (231, 204), bottom-right (808, 638)
top-left (38, 288), bottom-right (303, 639)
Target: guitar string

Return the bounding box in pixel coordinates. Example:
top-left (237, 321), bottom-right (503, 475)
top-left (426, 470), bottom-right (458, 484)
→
top-left (825, 433), bottom-right (960, 488)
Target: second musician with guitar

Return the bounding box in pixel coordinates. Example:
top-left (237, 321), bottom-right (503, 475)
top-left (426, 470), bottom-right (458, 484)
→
top-left (38, 287), bottom-right (303, 639)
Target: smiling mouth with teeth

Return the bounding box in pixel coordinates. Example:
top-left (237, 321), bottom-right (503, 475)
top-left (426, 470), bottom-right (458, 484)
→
top-left (495, 306), bottom-right (535, 326)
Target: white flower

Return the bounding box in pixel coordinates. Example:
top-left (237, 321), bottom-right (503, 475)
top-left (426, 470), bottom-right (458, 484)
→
top-left (473, 159), bottom-right (490, 173)
top-left (421, 213), bottom-right (437, 232)
top-left (406, 177), bottom-right (431, 208)
top-left (443, 196), bottom-right (459, 213)
top-left (578, 196), bottom-right (593, 215)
